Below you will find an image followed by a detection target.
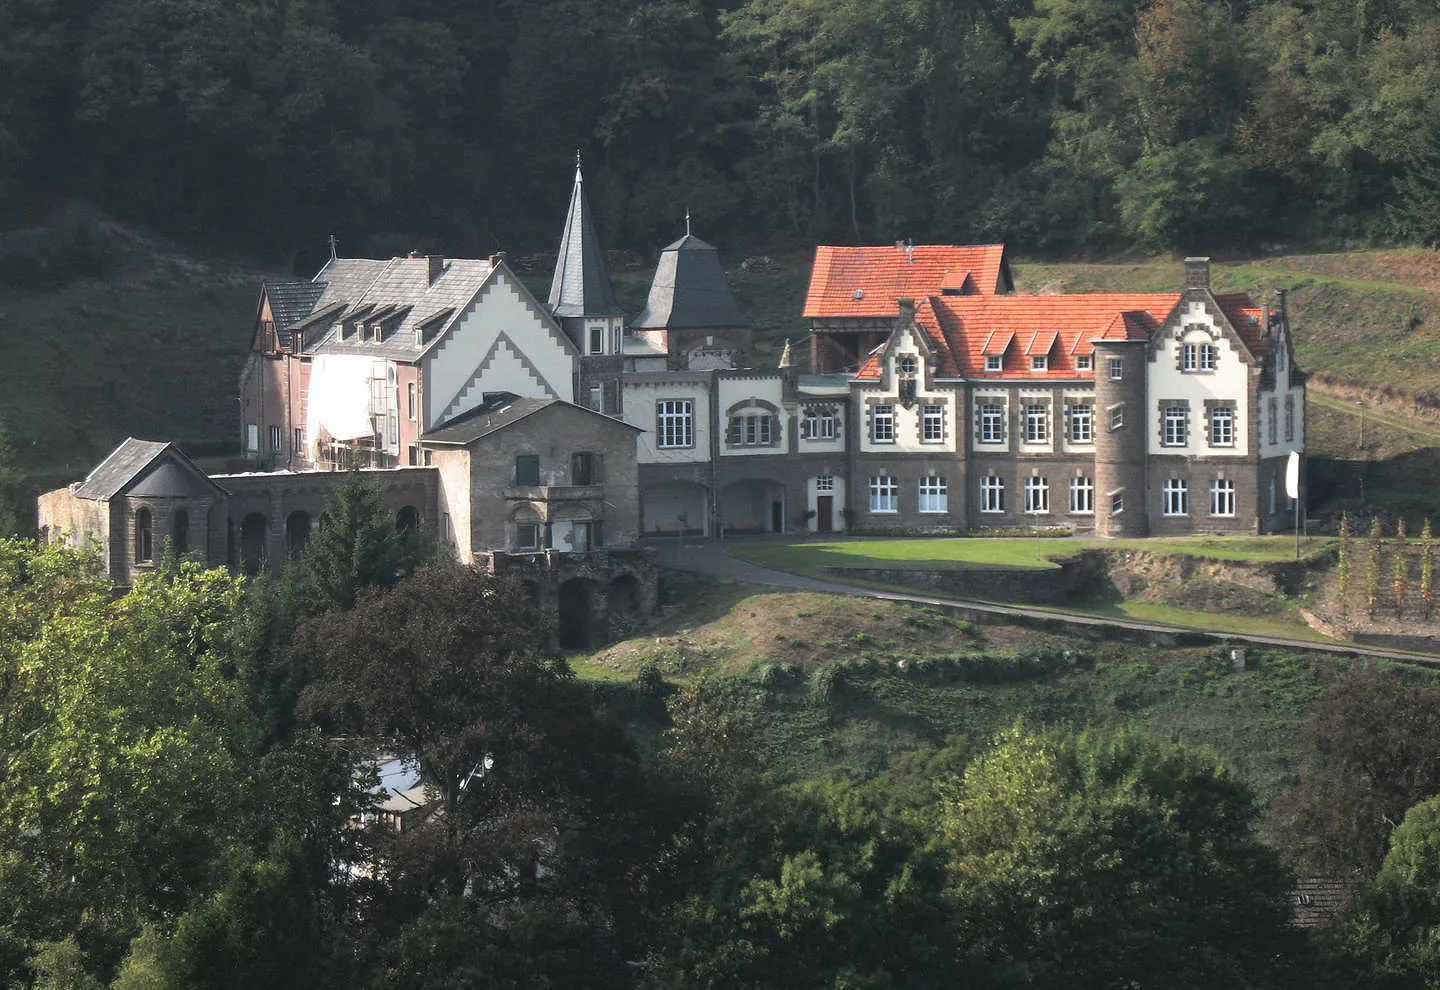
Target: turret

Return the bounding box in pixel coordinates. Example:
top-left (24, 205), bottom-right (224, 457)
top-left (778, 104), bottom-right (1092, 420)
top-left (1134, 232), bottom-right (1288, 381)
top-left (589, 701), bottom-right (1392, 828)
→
top-left (1092, 339), bottom-right (1149, 537)
top-left (548, 156), bottom-right (623, 355)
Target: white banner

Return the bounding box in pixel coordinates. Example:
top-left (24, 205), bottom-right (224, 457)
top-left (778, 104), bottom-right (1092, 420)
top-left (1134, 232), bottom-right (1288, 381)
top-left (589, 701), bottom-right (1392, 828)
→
top-left (1284, 450), bottom-right (1301, 500)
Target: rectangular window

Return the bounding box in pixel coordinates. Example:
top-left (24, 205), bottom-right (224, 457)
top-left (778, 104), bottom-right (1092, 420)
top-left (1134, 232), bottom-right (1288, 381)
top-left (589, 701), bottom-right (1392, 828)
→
top-left (515, 522), bottom-right (541, 550)
top-left (1031, 354), bottom-right (1048, 372)
top-left (869, 475), bottom-right (898, 513)
top-left (515, 454), bottom-right (540, 485)
top-left (269, 425), bottom-right (282, 453)
top-left (919, 475), bottom-right (948, 513)
top-left (1111, 491), bottom-right (1125, 515)
top-left (589, 326), bottom-right (604, 354)
top-left (1183, 342), bottom-right (1218, 372)
top-left (985, 354), bottom-right (1002, 372)
top-left (1162, 478), bottom-right (1189, 516)
top-left (1108, 358), bottom-right (1124, 380)
top-left (1210, 479), bottom-right (1237, 517)
top-left (1024, 403), bottom-right (1049, 443)
top-left (728, 413), bottom-right (775, 446)
top-left (1069, 477), bottom-right (1094, 514)
top-left (1284, 394), bottom-right (1295, 441)
top-left (1162, 403), bottom-right (1188, 446)
top-left (803, 408), bottom-right (836, 440)
top-left (1068, 403), bottom-right (1093, 443)
top-left (1110, 405), bottom-right (1125, 431)
top-left (980, 403), bottom-right (1005, 444)
top-left (1024, 476), bottom-right (1050, 514)
top-left (246, 424), bottom-right (259, 452)
top-left (407, 382), bottom-right (417, 421)
top-left (1209, 405), bottom-right (1235, 447)
top-left (441, 513), bottom-right (452, 541)
top-left (1076, 354), bottom-right (1093, 372)
top-left (571, 452), bottom-right (604, 485)
top-left (871, 404), bottom-right (895, 443)
top-left (293, 427), bottom-right (304, 453)
top-left (980, 475), bottom-right (1005, 513)
top-left (921, 404), bottom-right (945, 443)
top-left (815, 475), bottom-right (835, 493)
top-left (387, 414), bottom-right (398, 447)
top-left (611, 326), bottom-right (622, 354)
top-left (588, 383), bottom-right (604, 412)
top-left (1267, 397), bottom-right (1278, 444)
top-left (657, 399), bottom-right (694, 448)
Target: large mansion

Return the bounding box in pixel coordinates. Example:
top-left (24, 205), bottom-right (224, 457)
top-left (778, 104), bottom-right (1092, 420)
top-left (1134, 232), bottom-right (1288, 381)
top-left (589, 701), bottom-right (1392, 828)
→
top-left (40, 162), bottom-right (1305, 638)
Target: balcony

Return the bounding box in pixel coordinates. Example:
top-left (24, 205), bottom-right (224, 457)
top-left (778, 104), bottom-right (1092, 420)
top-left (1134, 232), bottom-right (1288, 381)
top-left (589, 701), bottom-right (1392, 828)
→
top-left (476, 546), bottom-right (651, 574)
top-left (502, 484), bottom-right (605, 502)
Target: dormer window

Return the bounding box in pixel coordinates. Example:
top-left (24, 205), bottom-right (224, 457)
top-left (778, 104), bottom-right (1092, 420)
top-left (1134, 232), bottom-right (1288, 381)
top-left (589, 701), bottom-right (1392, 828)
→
top-left (985, 355), bottom-right (1002, 372)
top-left (898, 355), bottom-right (918, 376)
top-left (1031, 355), bottom-right (1048, 372)
top-left (1076, 354), bottom-right (1093, 371)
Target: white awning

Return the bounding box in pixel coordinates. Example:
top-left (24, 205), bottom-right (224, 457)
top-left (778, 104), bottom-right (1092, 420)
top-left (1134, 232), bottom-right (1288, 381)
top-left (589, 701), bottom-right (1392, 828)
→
top-left (306, 354), bottom-right (377, 451)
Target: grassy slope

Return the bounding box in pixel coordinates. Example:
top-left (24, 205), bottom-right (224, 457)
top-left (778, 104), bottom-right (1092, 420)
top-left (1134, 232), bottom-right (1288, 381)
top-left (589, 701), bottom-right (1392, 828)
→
top-left (578, 578), bottom-right (1382, 812)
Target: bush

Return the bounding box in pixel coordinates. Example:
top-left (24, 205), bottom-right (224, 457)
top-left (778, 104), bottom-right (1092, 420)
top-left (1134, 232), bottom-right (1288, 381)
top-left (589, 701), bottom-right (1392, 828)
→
top-left (811, 663), bottom-right (848, 704)
top-left (633, 660), bottom-right (670, 698)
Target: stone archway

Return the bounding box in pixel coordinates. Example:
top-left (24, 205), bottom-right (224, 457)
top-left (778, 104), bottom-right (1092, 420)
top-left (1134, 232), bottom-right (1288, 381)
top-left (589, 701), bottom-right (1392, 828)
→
top-left (286, 510), bottom-right (312, 560)
top-left (643, 481), bottom-right (709, 536)
top-left (239, 512), bottom-right (268, 577)
top-left (721, 479), bottom-right (786, 533)
top-left (557, 577), bottom-right (598, 650)
top-left (396, 505), bottom-right (420, 535)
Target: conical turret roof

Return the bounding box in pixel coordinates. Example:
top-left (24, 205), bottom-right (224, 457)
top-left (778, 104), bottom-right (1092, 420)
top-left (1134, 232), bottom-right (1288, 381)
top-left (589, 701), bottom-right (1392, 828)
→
top-left (631, 233), bottom-right (749, 330)
top-left (548, 162), bottom-right (622, 319)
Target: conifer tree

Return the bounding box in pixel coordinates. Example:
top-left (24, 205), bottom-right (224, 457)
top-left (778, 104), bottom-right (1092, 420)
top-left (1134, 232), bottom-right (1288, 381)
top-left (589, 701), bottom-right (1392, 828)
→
top-left (1394, 518), bottom-right (1409, 616)
top-left (1366, 518), bottom-right (1384, 618)
top-left (1423, 518), bottom-right (1435, 619)
top-left (1337, 512), bottom-right (1352, 617)
top-left (302, 470), bottom-right (414, 613)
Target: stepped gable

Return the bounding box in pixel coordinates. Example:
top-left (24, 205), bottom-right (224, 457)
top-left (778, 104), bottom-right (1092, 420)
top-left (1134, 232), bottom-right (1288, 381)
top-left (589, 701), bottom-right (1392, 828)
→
top-left (548, 164), bottom-right (622, 319)
top-left (631, 233), bottom-right (749, 330)
top-left (804, 243), bottom-right (1012, 319)
top-left (304, 255), bottom-right (495, 360)
top-left (854, 296), bottom-right (963, 380)
top-left (74, 438), bottom-right (225, 501)
top-left (853, 293), bottom-right (1179, 380)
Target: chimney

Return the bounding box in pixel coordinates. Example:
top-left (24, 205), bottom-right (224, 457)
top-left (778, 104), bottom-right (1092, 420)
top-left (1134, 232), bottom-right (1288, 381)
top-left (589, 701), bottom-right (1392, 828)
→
top-left (898, 297), bottom-right (916, 319)
top-left (425, 254), bottom-right (445, 286)
top-left (488, 251), bottom-right (506, 268)
top-left (1184, 257), bottom-right (1211, 291)
top-left (1274, 287), bottom-right (1288, 328)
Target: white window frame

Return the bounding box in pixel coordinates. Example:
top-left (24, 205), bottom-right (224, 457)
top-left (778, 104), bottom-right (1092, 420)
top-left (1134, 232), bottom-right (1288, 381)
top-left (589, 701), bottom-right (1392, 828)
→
top-left (1267, 397), bottom-right (1278, 444)
top-left (1284, 394), bottom-right (1295, 441)
top-left (980, 475), bottom-right (1005, 513)
top-left (1108, 357), bottom-right (1124, 380)
top-left (657, 399), bottom-right (694, 449)
top-left (1109, 405), bottom-right (1125, 431)
top-left (1068, 403), bottom-right (1093, 443)
top-left (515, 521), bottom-right (542, 551)
top-left (803, 407), bottom-right (836, 441)
top-left (1210, 479), bottom-right (1237, 517)
top-left (1210, 405), bottom-right (1235, 447)
top-left (871, 404), bottom-right (896, 444)
top-left (918, 475), bottom-right (948, 513)
top-left (898, 355), bottom-right (918, 376)
top-left (1162, 478), bottom-right (1189, 517)
top-left (1182, 342), bottom-right (1218, 373)
top-left (869, 475), bottom-right (898, 513)
top-left (1023, 476), bottom-right (1050, 514)
top-left (1024, 403), bottom-right (1049, 444)
top-left (407, 382), bottom-right (417, 421)
top-left (1031, 354), bottom-right (1048, 372)
top-left (984, 354), bottom-right (1003, 372)
top-left (1068, 477), bottom-right (1094, 515)
top-left (246, 424), bottom-right (259, 453)
top-left (589, 326), bottom-right (605, 355)
top-left (1110, 491), bottom-right (1125, 515)
top-left (815, 475), bottom-right (835, 493)
top-left (921, 404), bottom-right (945, 443)
top-left (589, 383), bottom-right (604, 412)
top-left (728, 413), bottom-right (775, 447)
top-left (1162, 404), bottom-right (1187, 447)
top-left (1076, 354), bottom-right (1093, 371)
top-left (979, 403), bottom-right (1005, 444)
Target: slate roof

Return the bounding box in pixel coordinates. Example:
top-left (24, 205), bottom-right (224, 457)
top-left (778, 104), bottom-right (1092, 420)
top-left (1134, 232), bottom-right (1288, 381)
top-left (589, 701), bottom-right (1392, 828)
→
top-left (74, 438), bottom-right (226, 501)
top-left (300, 256), bottom-right (497, 361)
top-left (261, 280), bottom-right (326, 347)
top-left (804, 244), bottom-right (1012, 319)
top-left (855, 293), bottom-right (1180, 381)
top-left (421, 393), bottom-right (640, 446)
top-left (548, 165), bottom-right (622, 319)
top-left (631, 234), bottom-right (749, 330)
top-left (1291, 876), bottom-right (1353, 929)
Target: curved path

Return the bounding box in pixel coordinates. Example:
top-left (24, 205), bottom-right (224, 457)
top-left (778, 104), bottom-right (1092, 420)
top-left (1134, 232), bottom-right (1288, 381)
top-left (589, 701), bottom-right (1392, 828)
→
top-left (648, 536), bottom-right (1440, 667)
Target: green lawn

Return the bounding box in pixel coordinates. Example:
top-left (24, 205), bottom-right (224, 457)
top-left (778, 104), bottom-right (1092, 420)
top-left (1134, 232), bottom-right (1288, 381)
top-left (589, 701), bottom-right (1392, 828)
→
top-left (732, 535), bottom-right (1334, 578)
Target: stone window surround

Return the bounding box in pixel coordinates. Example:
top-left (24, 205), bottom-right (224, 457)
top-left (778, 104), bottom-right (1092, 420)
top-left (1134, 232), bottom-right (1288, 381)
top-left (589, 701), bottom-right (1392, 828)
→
top-left (1064, 399), bottom-right (1094, 443)
top-left (801, 404), bottom-right (839, 441)
top-left (865, 397), bottom-right (896, 444)
top-left (1159, 400), bottom-right (1190, 447)
top-left (976, 396), bottom-right (1006, 445)
top-left (920, 401), bottom-right (948, 443)
top-left (1204, 399), bottom-right (1237, 447)
top-left (979, 474), bottom-right (1005, 513)
top-left (1162, 477), bottom-right (1189, 516)
top-left (918, 475), bottom-right (948, 513)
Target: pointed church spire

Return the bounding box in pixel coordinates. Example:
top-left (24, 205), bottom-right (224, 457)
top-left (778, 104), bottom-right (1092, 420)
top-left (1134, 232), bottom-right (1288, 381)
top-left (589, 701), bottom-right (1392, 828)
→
top-left (549, 158), bottom-right (622, 320)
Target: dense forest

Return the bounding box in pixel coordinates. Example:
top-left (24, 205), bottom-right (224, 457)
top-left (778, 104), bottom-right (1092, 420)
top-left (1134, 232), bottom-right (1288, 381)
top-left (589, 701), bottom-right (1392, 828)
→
top-left (9, 475), bottom-right (1440, 988)
top-left (5, 0), bottom-right (1440, 268)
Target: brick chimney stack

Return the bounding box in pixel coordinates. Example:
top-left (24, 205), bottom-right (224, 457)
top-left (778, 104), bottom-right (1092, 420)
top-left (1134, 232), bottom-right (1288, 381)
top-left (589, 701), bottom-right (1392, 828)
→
top-left (425, 255), bottom-right (445, 286)
top-left (1184, 257), bottom-right (1211, 290)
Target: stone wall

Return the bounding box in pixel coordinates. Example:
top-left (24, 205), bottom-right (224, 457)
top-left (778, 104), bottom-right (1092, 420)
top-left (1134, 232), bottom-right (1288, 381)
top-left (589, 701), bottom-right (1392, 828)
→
top-left (823, 552), bottom-right (1107, 605)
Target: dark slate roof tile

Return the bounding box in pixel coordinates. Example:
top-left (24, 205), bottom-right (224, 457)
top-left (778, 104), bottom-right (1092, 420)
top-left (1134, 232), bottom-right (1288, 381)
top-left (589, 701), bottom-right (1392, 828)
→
top-left (631, 233), bottom-right (749, 330)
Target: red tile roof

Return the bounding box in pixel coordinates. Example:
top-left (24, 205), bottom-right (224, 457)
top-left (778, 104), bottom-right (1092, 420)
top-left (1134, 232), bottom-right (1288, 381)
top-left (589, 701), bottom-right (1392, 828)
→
top-left (854, 293), bottom-right (1182, 381)
top-left (1216, 293), bottom-right (1271, 358)
top-left (804, 244), bottom-right (1009, 318)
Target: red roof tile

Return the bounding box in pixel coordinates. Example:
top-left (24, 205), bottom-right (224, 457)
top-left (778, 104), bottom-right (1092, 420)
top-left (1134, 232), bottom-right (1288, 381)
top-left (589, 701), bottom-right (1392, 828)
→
top-left (1215, 293), bottom-right (1271, 358)
top-left (804, 244), bottom-right (1009, 318)
top-left (921, 293), bottom-right (1181, 379)
top-left (853, 296), bottom-right (962, 381)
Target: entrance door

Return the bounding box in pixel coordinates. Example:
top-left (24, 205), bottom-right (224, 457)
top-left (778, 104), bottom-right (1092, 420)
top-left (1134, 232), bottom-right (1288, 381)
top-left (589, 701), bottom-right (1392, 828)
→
top-left (816, 496), bottom-right (833, 533)
top-left (771, 500), bottom-right (784, 533)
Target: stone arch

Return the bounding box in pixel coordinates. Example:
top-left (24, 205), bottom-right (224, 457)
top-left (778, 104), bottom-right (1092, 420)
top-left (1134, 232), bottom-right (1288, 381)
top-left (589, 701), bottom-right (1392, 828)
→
top-left (173, 509), bottom-right (190, 557)
top-left (395, 505), bottom-right (420, 535)
top-left (557, 577), bottom-right (598, 650)
top-left (721, 478), bottom-right (786, 533)
top-left (607, 573), bottom-right (642, 639)
top-left (286, 510), bottom-right (312, 560)
top-left (239, 512), bottom-right (268, 577)
top-left (643, 480), bottom-right (709, 536)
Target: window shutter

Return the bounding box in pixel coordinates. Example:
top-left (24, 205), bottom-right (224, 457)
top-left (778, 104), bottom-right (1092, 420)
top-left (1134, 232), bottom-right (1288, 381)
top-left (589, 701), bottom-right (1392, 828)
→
top-left (594, 453), bottom-right (605, 482)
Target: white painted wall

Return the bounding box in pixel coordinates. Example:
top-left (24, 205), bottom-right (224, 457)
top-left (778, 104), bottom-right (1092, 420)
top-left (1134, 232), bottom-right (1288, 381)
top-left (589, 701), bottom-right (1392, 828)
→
top-left (623, 379), bottom-right (713, 464)
top-left (1060, 387), bottom-right (1098, 456)
top-left (1146, 300), bottom-right (1251, 457)
top-left (1259, 325), bottom-right (1305, 460)
top-left (717, 376), bottom-right (787, 458)
top-left (972, 391), bottom-right (1011, 454)
top-left (423, 272), bottom-right (577, 427)
top-left (858, 331), bottom-right (959, 453)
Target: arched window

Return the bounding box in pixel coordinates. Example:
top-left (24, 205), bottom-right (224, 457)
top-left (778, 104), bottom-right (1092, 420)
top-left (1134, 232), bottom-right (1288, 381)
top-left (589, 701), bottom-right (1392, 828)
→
top-left (136, 508), bottom-right (154, 563)
top-left (173, 509), bottom-right (189, 556)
